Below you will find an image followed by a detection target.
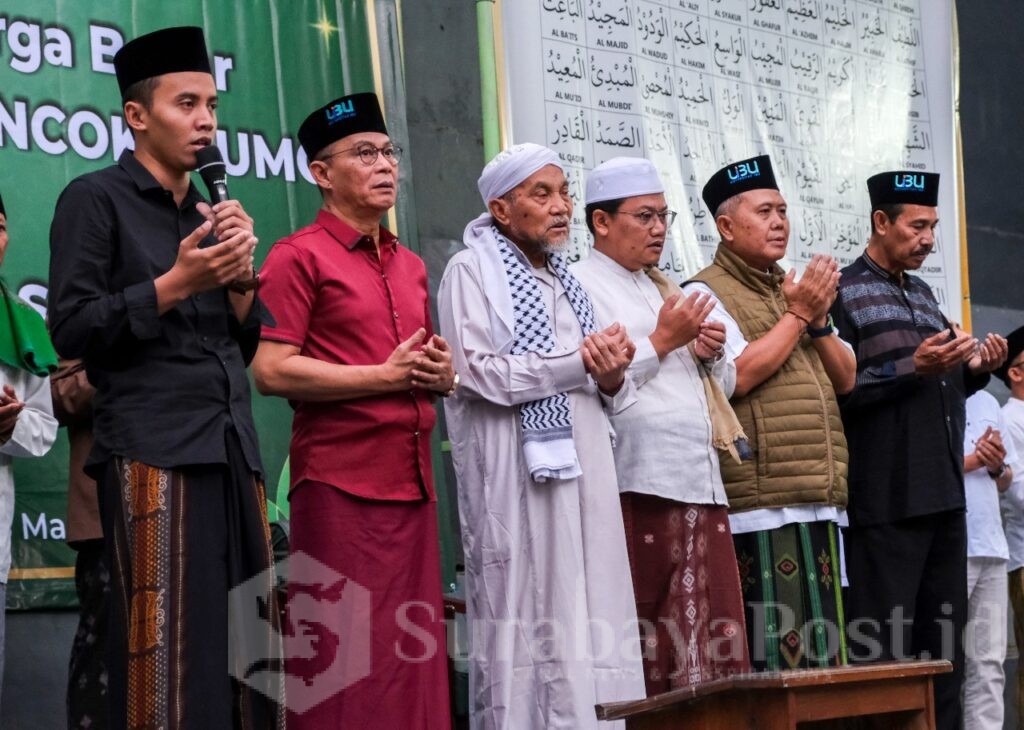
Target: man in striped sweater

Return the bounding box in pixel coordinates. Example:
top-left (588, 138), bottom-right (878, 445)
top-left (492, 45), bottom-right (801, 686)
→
top-left (831, 170), bottom-right (1007, 730)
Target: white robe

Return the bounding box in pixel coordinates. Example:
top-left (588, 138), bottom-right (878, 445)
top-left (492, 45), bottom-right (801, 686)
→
top-left (438, 246), bottom-right (646, 729)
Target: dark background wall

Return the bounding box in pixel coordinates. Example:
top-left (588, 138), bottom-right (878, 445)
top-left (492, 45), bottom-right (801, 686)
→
top-left (955, 0), bottom-right (1024, 398)
top-left (957, 0), bottom-right (1024, 314)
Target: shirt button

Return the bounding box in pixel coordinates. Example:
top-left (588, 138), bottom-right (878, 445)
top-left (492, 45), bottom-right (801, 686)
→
top-left (202, 336), bottom-right (208, 342)
top-left (946, 416), bottom-right (951, 422)
top-left (941, 380), bottom-right (946, 387)
top-left (414, 430), bottom-right (420, 437)
top-left (393, 311), bottom-right (399, 319)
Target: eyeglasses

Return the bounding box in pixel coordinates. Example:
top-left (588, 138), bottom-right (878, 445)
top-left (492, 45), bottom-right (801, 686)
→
top-left (617, 208), bottom-right (677, 228)
top-left (319, 143), bottom-right (403, 166)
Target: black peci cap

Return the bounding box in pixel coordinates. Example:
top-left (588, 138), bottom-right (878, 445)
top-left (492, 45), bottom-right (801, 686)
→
top-left (113, 26), bottom-right (212, 99)
top-left (297, 93), bottom-right (388, 160)
top-left (995, 325), bottom-right (1024, 387)
top-left (867, 171), bottom-right (940, 211)
top-left (702, 155), bottom-right (779, 215)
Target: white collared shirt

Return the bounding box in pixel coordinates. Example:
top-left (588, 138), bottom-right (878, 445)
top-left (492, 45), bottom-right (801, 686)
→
top-left (1000, 396), bottom-right (1024, 569)
top-left (965, 391), bottom-right (1022, 560)
top-left (571, 249), bottom-right (730, 505)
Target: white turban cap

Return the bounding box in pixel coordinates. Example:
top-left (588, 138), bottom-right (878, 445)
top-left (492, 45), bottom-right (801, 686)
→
top-left (477, 143), bottom-right (563, 204)
top-left (585, 157), bottom-right (664, 205)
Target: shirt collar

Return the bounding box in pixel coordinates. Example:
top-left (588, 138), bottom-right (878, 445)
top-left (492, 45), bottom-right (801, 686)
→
top-left (316, 208), bottom-right (399, 252)
top-left (861, 251), bottom-right (910, 288)
top-left (117, 150), bottom-right (203, 205)
top-left (588, 248), bottom-right (645, 280)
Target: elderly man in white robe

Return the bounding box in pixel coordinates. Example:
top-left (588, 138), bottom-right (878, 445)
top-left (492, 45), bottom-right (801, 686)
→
top-left (571, 158), bottom-right (751, 695)
top-left (438, 144), bottom-right (646, 728)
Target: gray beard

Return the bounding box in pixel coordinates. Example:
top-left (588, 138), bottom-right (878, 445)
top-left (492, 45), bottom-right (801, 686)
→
top-left (539, 237), bottom-right (570, 256)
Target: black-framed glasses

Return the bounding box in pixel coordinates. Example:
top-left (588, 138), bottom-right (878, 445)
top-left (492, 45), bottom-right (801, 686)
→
top-left (617, 208), bottom-right (677, 228)
top-left (319, 143), bottom-right (403, 166)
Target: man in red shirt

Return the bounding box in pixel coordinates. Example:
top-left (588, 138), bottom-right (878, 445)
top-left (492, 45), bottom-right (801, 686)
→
top-left (253, 93), bottom-right (454, 728)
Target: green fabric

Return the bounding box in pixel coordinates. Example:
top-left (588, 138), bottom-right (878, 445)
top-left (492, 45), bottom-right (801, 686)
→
top-left (756, 530), bottom-right (779, 672)
top-left (0, 280), bottom-right (57, 376)
top-left (798, 522), bottom-right (829, 667)
top-left (266, 457), bottom-right (291, 523)
top-left (770, 524), bottom-right (806, 669)
top-left (736, 521), bottom-right (848, 672)
top-left (828, 523), bottom-right (849, 664)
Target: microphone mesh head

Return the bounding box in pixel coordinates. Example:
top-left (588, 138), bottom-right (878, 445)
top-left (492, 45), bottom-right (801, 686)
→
top-left (195, 145), bottom-right (226, 177)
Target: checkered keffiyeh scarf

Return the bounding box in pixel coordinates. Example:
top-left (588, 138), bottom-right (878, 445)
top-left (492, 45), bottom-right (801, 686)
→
top-left (493, 227), bottom-right (596, 482)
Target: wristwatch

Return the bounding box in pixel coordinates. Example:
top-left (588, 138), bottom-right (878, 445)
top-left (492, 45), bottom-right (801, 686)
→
top-left (228, 273), bottom-right (260, 294)
top-left (441, 373), bottom-right (460, 398)
top-left (806, 314), bottom-right (835, 339)
top-left (988, 462), bottom-right (1008, 480)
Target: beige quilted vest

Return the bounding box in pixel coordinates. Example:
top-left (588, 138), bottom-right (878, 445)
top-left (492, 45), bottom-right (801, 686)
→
top-left (692, 244), bottom-right (848, 512)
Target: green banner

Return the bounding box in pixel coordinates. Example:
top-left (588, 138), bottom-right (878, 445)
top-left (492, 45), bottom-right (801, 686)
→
top-left (0, 1), bottom-right (379, 608)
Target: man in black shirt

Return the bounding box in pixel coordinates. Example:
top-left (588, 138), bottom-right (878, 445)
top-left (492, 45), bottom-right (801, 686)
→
top-left (48, 26), bottom-right (280, 729)
top-left (831, 171), bottom-right (1006, 730)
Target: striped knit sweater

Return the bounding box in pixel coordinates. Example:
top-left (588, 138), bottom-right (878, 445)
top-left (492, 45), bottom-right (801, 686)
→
top-left (831, 252), bottom-right (988, 526)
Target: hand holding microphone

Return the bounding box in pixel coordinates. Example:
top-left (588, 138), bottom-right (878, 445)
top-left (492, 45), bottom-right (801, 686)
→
top-left (195, 145), bottom-right (259, 293)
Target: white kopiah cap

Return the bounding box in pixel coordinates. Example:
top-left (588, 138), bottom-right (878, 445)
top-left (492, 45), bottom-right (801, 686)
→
top-left (585, 157), bottom-right (664, 205)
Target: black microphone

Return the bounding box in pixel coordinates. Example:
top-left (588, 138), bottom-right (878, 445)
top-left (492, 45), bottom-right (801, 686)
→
top-left (195, 145), bottom-right (230, 204)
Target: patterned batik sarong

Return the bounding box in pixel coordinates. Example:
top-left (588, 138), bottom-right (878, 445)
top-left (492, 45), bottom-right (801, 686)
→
top-left (620, 493), bottom-right (751, 695)
top-left (732, 520), bottom-right (847, 672)
top-left (99, 429), bottom-right (284, 730)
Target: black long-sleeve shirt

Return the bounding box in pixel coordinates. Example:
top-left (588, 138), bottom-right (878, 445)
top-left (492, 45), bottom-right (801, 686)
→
top-left (831, 253), bottom-right (988, 526)
top-left (48, 151), bottom-right (269, 475)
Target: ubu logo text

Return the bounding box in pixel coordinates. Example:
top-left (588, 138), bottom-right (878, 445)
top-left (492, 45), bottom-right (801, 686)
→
top-left (326, 100), bottom-right (356, 125)
top-left (893, 173), bottom-right (925, 191)
top-left (727, 160), bottom-right (761, 183)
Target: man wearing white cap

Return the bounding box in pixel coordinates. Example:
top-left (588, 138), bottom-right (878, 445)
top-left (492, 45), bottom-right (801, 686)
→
top-left (570, 157), bottom-right (751, 694)
top-left (438, 144), bottom-right (646, 727)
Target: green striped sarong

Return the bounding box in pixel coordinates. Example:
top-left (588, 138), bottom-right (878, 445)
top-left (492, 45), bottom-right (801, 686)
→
top-left (733, 520), bottom-right (847, 672)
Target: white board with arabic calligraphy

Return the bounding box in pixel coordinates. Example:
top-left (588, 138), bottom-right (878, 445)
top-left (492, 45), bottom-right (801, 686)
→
top-left (498, 0), bottom-right (959, 313)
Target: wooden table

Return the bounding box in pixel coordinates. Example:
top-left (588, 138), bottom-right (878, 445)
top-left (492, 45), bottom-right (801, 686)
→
top-left (594, 660), bottom-right (951, 729)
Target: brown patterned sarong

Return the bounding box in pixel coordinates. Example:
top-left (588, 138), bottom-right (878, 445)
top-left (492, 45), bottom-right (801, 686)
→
top-left (620, 493), bottom-right (751, 695)
top-left (100, 429), bottom-right (283, 729)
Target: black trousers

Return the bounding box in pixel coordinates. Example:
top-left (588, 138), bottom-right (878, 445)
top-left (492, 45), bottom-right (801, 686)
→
top-left (67, 540), bottom-right (110, 730)
top-left (844, 510), bottom-right (967, 730)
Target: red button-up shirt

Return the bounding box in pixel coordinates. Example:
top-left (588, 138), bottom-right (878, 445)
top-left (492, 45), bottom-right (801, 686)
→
top-left (259, 209), bottom-right (437, 501)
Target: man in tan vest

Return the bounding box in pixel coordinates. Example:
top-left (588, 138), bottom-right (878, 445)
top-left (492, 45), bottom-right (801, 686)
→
top-left (683, 155), bottom-right (856, 672)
